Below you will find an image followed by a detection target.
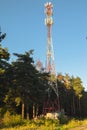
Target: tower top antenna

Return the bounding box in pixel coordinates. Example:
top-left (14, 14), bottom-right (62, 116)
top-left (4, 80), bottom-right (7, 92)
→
top-left (44, 2), bottom-right (53, 17)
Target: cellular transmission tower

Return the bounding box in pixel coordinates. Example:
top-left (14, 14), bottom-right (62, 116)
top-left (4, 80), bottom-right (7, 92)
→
top-left (43, 2), bottom-right (60, 114)
top-left (44, 2), bottom-right (55, 74)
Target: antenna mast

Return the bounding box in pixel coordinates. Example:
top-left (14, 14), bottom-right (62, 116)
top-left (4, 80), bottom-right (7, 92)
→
top-left (43, 2), bottom-right (60, 115)
top-left (44, 2), bottom-right (55, 74)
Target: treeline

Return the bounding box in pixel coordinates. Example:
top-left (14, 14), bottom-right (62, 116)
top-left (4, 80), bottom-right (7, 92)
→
top-left (0, 44), bottom-right (87, 120)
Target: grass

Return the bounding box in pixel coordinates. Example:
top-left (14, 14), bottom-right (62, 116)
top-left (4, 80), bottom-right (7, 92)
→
top-left (1, 119), bottom-right (87, 130)
top-left (1, 113), bottom-right (87, 130)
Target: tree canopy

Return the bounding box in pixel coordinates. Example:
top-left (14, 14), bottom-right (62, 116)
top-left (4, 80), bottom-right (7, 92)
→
top-left (0, 43), bottom-right (87, 119)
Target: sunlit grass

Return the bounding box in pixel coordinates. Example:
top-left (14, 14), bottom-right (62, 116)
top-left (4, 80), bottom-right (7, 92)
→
top-left (1, 114), bottom-right (87, 130)
top-left (61, 119), bottom-right (87, 130)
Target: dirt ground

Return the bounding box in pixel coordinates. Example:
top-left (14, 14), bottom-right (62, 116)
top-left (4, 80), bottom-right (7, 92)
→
top-left (70, 125), bottom-right (87, 130)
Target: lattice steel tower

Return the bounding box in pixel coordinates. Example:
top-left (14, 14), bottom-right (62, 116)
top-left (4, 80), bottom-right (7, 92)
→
top-left (44, 2), bottom-right (55, 74)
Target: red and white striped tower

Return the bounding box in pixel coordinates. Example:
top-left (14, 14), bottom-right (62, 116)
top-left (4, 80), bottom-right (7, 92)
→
top-left (43, 2), bottom-right (60, 115)
top-left (44, 2), bottom-right (55, 74)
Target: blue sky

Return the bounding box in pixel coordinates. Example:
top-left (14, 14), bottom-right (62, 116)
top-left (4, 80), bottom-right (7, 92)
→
top-left (0, 0), bottom-right (87, 90)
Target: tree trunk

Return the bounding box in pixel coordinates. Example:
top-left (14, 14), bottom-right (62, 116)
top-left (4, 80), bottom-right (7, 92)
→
top-left (36, 104), bottom-right (38, 117)
top-left (26, 104), bottom-right (29, 120)
top-left (78, 98), bottom-right (81, 116)
top-left (22, 102), bottom-right (25, 119)
top-left (72, 95), bottom-right (75, 115)
top-left (33, 104), bottom-right (35, 118)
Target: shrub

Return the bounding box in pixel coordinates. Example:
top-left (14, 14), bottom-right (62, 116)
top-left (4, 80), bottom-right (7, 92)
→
top-left (3, 111), bottom-right (24, 127)
top-left (59, 111), bottom-right (68, 124)
top-left (0, 107), bottom-right (6, 117)
top-left (45, 119), bottom-right (60, 127)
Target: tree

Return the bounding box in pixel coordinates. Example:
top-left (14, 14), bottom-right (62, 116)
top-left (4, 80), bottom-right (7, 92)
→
top-left (7, 50), bottom-right (49, 119)
top-left (11, 50), bottom-right (36, 119)
top-left (0, 44), bottom-right (10, 115)
top-left (56, 74), bottom-right (84, 117)
top-left (71, 76), bottom-right (84, 116)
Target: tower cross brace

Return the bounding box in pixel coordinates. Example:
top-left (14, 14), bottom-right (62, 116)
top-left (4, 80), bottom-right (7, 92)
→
top-left (44, 2), bottom-right (55, 74)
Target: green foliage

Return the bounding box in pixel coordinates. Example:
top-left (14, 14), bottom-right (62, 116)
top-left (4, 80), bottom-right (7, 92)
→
top-left (1, 118), bottom-right (87, 130)
top-left (0, 46), bottom-right (87, 120)
top-left (3, 111), bottom-right (24, 127)
top-left (1, 117), bottom-right (87, 130)
top-left (45, 119), bottom-right (59, 127)
top-left (0, 45), bottom-right (10, 60)
top-left (71, 76), bottom-right (84, 98)
top-left (0, 45), bottom-right (10, 119)
top-left (45, 119), bottom-right (60, 127)
top-left (59, 110), bottom-right (68, 124)
top-left (0, 107), bottom-right (7, 118)
top-left (2, 116), bottom-right (60, 129)
top-left (15, 97), bottom-right (21, 106)
top-left (0, 32), bottom-right (87, 129)
top-left (0, 68), bottom-right (5, 75)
